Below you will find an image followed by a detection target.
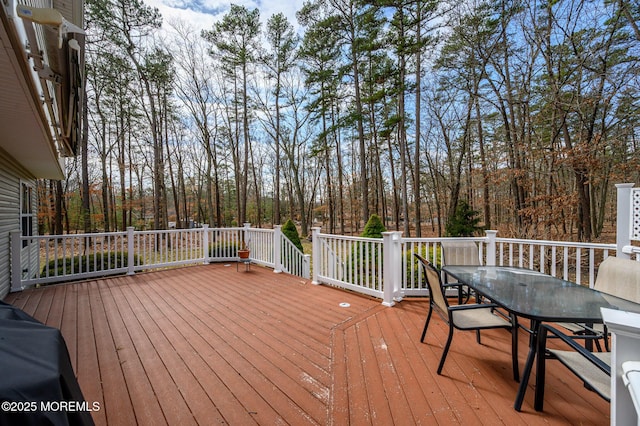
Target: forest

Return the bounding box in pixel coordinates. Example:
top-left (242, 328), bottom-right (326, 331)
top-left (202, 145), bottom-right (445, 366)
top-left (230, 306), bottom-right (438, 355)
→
top-left (39, 0), bottom-right (640, 242)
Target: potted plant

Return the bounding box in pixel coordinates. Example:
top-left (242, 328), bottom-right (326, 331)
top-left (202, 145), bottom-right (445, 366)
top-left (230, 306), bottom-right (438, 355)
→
top-left (238, 241), bottom-right (250, 259)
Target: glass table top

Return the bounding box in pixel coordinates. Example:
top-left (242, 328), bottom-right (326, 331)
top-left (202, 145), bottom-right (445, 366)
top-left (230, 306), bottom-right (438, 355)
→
top-left (442, 265), bottom-right (640, 322)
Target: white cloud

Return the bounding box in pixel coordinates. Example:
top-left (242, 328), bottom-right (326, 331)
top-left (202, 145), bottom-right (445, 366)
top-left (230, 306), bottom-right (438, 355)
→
top-left (145, 0), bottom-right (306, 33)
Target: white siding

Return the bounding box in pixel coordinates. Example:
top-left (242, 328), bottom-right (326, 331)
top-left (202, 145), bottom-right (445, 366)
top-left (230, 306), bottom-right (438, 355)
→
top-left (0, 148), bottom-right (35, 299)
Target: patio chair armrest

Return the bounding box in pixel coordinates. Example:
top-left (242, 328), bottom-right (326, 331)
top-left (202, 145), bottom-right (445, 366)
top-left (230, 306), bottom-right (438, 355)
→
top-left (576, 323), bottom-right (605, 335)
top-left (564, 322), bottom-right (606, 336)
top-left (448, 303), bottom-right (499, 312)
top-left (539, 324), bottom-right (611, 375)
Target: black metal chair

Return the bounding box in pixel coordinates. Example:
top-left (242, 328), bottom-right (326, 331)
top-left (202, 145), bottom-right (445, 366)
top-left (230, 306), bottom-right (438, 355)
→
top-left (415, 254), bottom-right (520, 381)
top-left (535, 324), bottom-right (610, 411)
top-left (558, 256), bottom-right (640, 352)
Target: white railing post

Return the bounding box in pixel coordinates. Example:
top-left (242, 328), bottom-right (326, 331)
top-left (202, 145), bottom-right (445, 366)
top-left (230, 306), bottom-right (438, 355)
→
top-left (616, 183), bottom-right (635, 259)
top-left (382, 231), bottom-right (402, 307)
top-left (202, 224), bottom-right (209, 264)
top-left (602, 308), bottom-right (640, 426)
top-left (303, 254), bottom-right (311, 280)
top-left (311, 227), bottom-right (321, 285)
top-left (485, 230), bottom-right (498, 266)
top-left (10, 231), bottom-right (23, 292)
top-left (127, 227), bottom-right (135, 275)
top-left (273, 225), bottom-right (283, 273)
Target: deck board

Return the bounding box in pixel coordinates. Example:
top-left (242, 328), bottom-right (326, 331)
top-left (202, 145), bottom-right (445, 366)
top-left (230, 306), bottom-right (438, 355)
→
top-left (5, 263), bottom-right (611, 425)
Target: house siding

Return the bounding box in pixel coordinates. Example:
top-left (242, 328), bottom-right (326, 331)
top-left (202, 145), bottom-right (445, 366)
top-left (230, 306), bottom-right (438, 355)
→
top-left (0, 148), bottom-right (36, 299)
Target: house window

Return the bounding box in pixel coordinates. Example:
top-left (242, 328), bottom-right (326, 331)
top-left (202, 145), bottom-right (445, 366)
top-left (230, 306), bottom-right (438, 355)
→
top-left (20, 182), bottom-right (34, 248)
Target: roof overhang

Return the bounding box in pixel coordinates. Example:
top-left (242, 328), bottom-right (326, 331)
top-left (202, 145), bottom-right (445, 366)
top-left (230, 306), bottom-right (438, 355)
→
top-left (0, 1), bottom-right (84, 180)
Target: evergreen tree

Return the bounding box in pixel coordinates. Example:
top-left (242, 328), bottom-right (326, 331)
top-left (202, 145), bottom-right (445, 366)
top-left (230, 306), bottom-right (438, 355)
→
top-left (262, 13), bottom-right (299, 226)
top-left (445, 200), bottom-right (483, 237)
top-left (282, 219), bottom-right (304, 252)
top-left (361, 214), bottom-right (386, 238)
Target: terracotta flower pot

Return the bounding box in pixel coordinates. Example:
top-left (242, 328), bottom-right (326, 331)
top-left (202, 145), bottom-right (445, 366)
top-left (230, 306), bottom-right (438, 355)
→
top-left (238, 249), bottom-right (250, 259)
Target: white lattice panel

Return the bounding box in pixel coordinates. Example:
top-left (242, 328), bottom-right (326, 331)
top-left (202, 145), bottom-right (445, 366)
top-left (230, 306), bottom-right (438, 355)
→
top-left (632, 188), bottom-right (640, 241)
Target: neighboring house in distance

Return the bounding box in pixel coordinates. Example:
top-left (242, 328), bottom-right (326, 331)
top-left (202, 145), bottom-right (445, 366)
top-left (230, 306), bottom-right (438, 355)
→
top-left (0, 0), bottom-right (84, 299)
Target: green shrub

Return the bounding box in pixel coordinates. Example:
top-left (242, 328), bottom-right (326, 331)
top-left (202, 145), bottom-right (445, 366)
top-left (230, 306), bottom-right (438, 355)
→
top-left (282, 219), bottom-right (303, 252)
top-left (41, 252), bottom-right (138, 277)
top-left (361, 214), bottom-right (386, 238)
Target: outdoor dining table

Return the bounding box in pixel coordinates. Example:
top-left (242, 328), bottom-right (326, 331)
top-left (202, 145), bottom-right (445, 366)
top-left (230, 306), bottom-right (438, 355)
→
top-left (441, 265), bottom-right (640, 412)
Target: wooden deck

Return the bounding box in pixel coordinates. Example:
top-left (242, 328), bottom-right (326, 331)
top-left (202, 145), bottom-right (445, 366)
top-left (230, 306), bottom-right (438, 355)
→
top-left (6, 264), bottom-right (609, 425)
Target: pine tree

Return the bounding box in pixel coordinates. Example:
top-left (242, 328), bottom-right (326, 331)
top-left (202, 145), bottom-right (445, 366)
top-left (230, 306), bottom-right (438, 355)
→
top-left (445, 200), bottom-right (483, 237)
top-left (202, 5), bottom-right (261, 225)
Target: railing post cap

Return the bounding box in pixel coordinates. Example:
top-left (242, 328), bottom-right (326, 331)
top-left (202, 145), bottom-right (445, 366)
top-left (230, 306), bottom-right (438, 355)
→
top-left (382, 231), bottom-right (402, 238)
top-left (615, 183), bottom-right (635, 189)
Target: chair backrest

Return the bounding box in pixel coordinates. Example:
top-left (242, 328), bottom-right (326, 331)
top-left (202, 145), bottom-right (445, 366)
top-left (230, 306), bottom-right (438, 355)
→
top-left (595, 256), bottom-right (640, 303)
top-left (414, 254), bottom-right (449, 313)
top-left (441, 240), bottom-right (481, 266)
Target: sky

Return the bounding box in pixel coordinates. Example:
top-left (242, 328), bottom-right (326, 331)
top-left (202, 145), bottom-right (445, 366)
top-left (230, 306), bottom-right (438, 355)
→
top-left (144, 0), bottom-right (307, 33)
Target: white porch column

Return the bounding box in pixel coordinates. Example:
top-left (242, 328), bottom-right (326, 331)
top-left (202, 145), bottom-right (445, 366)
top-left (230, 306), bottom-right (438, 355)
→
top-left (602, 308), bottom-right (640, 426)
top-left (311, 227), bottom-right (321, 285)
top-left (202, 224), bottom-right (209, 265)
top-left (616, 183), bottom-right (635, 259)
top-left (484, 230), bottom-right (498, 266)
top-left (382, 231), bottom-right (402, 307)
top-left (273, 225), bottom-right (283, 273)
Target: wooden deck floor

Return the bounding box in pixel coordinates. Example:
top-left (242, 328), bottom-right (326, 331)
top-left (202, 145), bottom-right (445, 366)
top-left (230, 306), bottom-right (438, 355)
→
top-left (6, 264), bottom-right (609, 425)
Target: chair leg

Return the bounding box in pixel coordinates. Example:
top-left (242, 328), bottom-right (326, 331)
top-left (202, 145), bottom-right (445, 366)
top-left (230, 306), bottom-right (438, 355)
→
top-left (594, 338), bottom-right (602, 352)
top-left (437, 327), bottom-right (455, 375)
top-left (462, 287), bottom-right (471, 304)
top-left (476, 330), bottom-right (481, 344)
top-left (420, 306), bottom-right (433, 343)
top-left (511, 313), bottom-right (520, 382)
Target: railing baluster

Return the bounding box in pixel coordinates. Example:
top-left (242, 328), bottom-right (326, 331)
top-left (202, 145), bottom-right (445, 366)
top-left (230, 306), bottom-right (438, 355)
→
top-left (576, 247), bottom-right (582, 284)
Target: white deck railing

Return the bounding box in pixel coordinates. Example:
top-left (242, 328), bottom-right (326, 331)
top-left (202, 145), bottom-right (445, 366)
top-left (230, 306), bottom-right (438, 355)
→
top-left (10, 224), bottom-right (311, 291)
top-left (310, 229), bottom-right (620, 304)
top-left (311, 231), bottom-right (385, 300)
top-left (9, 224), bottom-right (623, 301)
top-left (493, 237), bottom-right (616, 289)
top-left (278, 229), bottom-right (311, 279)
